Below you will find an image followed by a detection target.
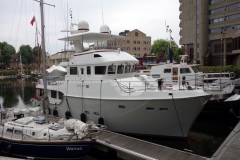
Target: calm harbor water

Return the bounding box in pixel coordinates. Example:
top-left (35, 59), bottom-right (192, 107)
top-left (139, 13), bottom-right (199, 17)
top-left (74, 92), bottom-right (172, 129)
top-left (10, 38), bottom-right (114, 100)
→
top-left (0, 78), bottom-right (239, 159)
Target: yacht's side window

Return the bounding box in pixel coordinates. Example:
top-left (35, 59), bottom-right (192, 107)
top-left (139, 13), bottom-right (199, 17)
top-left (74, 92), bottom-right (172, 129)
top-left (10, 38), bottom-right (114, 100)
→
top-left (81, 68), bottom-right (84, 75)
top-left (87, 66), bottom-right (91, 75)
top-left (117, 65), bottom-right (124, 74)
top-left (58, 92), bottom-right (63, 100)
top-left (125, 65), bottom-right (131, 73)
top-left (95, 66), bottom-right (106, 75)
top-left (70, 67), bottom-right (78, 75)
top-left (164, 69), bottom-right (171, 73)
top-left (51, 90), bottom-right (57, 98)
top-left (131, 65), bottom-right (135, 73)
top-left (180, 68), bottom-right (191, 74)
top-left (108, 65), bottom-right (116, 74)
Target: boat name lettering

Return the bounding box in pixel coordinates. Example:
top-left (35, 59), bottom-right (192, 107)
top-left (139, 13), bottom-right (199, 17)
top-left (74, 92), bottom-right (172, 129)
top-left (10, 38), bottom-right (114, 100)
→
top-left (66, 147), bottom-right (82, 151)
top-left (152, 74), bottom-right (160, 78)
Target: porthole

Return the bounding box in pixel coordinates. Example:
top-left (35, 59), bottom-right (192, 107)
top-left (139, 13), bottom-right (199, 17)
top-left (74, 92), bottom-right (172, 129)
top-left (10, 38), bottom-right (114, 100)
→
top-left (32, 132), bottom-right (35, 136)
top-left (160, 108), bottom-right (168, 111)
top-left (119, 105), bottom-right (125, 109)
top-left (85, 111), bottom-right (90, 114)
top-left (146, 107), bottom-right (154, 110)
top-left (43, 133), bottom-right (47, 136)
top-left (94, 112), bottom-right (99, 115)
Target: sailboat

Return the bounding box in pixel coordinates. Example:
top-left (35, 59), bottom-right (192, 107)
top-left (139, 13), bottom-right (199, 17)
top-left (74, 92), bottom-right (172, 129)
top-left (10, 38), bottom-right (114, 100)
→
top-left (0, 1), bottom-right (106, 159)
top-left (17, 55), bottom-right (26, 78)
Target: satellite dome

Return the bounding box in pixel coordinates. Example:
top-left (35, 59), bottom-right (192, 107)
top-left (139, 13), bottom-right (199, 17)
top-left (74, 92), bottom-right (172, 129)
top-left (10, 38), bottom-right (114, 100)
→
top-left (78, 20), bottom-right (89, 32)
top-left (100, 24), bottom-right (110, 34)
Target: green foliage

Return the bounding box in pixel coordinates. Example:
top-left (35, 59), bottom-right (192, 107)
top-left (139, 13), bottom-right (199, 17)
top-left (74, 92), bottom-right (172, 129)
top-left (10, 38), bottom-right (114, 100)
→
top-left (0, 70), bottom-right (17, 75)
top-left (199, 65), bottom-right (240, 78)
top-left (32, 46), bottom-right (41, 63)
top-left (0, 41), bottom-right (16, 66)
top-left (18, 45), bottom-right (34, 65)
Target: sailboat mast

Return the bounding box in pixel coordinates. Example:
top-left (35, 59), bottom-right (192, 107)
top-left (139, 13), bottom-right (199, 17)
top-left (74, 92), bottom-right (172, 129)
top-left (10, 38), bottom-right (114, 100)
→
top-left (40, 0), bottom-right (47, 107)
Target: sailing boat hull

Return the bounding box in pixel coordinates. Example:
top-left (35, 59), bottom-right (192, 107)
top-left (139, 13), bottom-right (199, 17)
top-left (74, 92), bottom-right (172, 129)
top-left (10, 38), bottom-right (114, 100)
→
top-left (1, 139), bottom-right (94, 159)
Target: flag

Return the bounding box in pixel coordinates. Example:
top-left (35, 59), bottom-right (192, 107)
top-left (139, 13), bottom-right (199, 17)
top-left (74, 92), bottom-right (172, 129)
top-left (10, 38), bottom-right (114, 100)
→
top-left (30, 16), bottom-right (35, 26)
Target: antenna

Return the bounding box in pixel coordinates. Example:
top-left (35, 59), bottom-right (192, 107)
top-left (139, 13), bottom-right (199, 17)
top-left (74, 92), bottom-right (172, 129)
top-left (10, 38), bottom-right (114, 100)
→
top-left (101, 0), bottom-right (104, 24)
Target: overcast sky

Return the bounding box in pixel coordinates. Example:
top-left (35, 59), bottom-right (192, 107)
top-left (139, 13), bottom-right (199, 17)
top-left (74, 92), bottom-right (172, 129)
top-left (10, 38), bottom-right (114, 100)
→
top-left (0, 0), bottom-right (180, 55)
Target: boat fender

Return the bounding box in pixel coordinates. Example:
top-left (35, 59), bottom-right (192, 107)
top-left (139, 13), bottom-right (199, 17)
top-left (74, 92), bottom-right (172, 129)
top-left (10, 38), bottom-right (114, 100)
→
top-left (65, 111), bottom-right (72, 119)
top-left (80, 113), bottom-right (86, 123)
top-left (98, 117), bottom-right (104, 125)
top-left (7, 144), bottom-right (12, 157)
top-left (48, 108), bottom-right (51, 115)
top-left (53, 110), bottom-right (58, 117)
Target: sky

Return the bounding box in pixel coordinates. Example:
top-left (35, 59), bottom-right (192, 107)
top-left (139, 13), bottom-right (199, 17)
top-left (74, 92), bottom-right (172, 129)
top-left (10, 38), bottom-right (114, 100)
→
top-left (0, 0), bottom-right (180, 55)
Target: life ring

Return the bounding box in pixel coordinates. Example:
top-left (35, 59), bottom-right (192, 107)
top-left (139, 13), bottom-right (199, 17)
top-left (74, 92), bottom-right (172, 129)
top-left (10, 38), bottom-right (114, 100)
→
top-left (80, 113), bottom-right (86, 123)
top-left (7, 144), bottom-right (12, 156)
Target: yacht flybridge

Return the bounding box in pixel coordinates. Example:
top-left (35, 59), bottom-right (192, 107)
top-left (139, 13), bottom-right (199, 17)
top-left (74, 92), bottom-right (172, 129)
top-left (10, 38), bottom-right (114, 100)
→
top-left (33, 21), bottom-right (211, 138)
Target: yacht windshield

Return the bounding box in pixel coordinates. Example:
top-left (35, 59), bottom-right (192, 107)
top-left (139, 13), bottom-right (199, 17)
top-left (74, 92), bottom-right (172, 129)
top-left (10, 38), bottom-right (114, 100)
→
top-left (107, 65), bottom-right (116, 74)
top-left (117, 65), bottom-right (124, 74)
top-left (125, 65), bottom-right (131, 73)
top-left (191, 66), bottom-right (198, 73)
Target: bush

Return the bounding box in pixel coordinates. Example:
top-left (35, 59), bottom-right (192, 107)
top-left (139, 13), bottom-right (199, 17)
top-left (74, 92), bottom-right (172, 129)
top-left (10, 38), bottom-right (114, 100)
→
top-left (0, 70), bottom-right (17, 75)
top-left (199, 65), bottom-right (240, 78)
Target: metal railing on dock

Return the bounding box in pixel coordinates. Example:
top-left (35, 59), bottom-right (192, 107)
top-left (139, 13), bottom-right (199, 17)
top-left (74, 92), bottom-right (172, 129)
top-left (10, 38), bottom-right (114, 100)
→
top-left (96, 130), bottom-right (208, 160)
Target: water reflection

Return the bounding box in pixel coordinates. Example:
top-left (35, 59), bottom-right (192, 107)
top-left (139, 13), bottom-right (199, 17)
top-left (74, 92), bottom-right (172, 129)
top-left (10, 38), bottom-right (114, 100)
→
top-left (0, 78), bottom-right (36, 109)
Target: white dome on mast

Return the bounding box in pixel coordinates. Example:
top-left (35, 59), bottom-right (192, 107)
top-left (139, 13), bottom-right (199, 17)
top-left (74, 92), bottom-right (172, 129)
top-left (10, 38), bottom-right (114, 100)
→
top-left (78, 20), bottom-right (89, 33)
top-left (100, 24), bottom-right (110, 34)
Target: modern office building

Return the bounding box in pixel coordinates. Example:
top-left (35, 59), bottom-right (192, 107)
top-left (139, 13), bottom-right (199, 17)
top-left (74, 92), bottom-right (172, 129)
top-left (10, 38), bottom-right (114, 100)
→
top-left (107, 29), bottom-right (151, 58)
top-left (179, 0), bottom-right (240, 65)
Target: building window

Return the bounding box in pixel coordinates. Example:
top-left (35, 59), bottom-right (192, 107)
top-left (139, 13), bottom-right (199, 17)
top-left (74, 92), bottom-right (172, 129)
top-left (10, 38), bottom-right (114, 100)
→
top-left (127, 47), bottom-right (130, 50)
top-left (226, 24), bottom-right (240, 31)
top-left (226, 3), bottom-right (240, 10)
top-left (123, 47), bottom-right (126, 51)
top-left (133, 47), bottom-right (136, 51)
top-left (144, 41), bottom-right (146, 44)
top-left (180, 27), bottom-right (182, 30)
top-left (227, 43), bottom-right (232, 52)
top-left (214, 44), bottom-right (222, 53)
top-left (210, 0), bottom-right (223, 4)
top-left (226, 14), bottom-right (240, 20)
top-left (210, 7), bottom-right (224, 14)
top-left (70, 67), bottom-right (77, 75)
top-left (87, 66), bottom-right (91, 75)
top-left (133, 41), bottom-right (136, 44)
top-left (137, 47), bottom-right (140, 51)
top-left (137, 41), bottom-right (140, 44)
top-left (127, 40), bottom-right (130, 44)
top-left (211, 27), bottom-right (222, 33)
top-left (51, 90), bottom-right (57, 98)
top-left (144, 47), bottom-right (146, 51)
top-left (147, 41), bottom-right (150, 44)
top-left (123, 40), bottom-right (125, 44)
top-left (135, 32), bottom-right (138, 36)
top-left (211, 17), bottom-right (224, 23)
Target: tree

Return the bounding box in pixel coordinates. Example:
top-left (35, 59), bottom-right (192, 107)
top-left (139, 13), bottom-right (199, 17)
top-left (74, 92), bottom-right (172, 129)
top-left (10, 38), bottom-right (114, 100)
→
top-left (18, 45), bottom-right (35, 66)
top-left (0, 42), bottom-right (16, 66)
top-left (151, 39), bottom-right (179, 61)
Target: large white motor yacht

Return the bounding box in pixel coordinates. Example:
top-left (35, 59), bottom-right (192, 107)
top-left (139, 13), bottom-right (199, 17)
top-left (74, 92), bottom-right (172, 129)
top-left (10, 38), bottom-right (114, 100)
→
top-left (33, 21), bottom-right (211, 138)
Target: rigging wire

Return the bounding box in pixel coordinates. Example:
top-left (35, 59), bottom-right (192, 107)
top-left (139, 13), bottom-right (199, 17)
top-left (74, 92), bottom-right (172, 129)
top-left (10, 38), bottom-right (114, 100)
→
top-left (9, 0), bottom-right (18, 44)
top-left (101, 0), bottom-right (104, 25)
top-left (53, 0), bottom-right (57, 53)
top-left (15, 0), bottom-right (24, 51)
top-left (24, 0), bottom-right (28, 44)
top-left (47, 4), bottom-right (50, 54)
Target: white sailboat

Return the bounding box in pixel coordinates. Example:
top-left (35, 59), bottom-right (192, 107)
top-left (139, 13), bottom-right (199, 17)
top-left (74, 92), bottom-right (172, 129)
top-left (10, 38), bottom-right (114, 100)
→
top-left (32, 20), bottom-right (211, 138)
top-left (17, 55), bottom-right (26, 78)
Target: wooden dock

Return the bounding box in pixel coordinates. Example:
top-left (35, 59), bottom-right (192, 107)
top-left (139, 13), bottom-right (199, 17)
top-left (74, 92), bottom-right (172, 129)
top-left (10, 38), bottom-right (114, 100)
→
top-left (96, 130), bottom-right (208, 160)
top-left (212, 121), bottom-right (240, 159)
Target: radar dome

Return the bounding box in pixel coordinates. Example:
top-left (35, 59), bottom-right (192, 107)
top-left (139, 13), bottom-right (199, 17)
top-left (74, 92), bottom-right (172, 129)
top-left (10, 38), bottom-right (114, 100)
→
top-left (100, 24), bottom-right (110, 34)
top-left (78, 20), bottom-right (89, 32)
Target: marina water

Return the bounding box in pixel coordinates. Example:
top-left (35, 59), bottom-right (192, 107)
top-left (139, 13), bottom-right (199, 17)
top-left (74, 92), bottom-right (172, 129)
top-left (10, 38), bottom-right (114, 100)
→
top-left (0, 78), bottom-right (239, 159)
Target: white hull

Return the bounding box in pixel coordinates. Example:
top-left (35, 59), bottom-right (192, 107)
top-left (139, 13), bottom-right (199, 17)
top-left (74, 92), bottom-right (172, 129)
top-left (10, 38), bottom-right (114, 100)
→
top-left (35, 93), bottom-right (210, 138)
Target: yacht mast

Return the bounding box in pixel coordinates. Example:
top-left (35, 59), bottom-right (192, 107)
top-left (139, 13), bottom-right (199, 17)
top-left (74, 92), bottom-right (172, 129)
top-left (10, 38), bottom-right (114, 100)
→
top-left (40, 0), bottom-right (47, 113)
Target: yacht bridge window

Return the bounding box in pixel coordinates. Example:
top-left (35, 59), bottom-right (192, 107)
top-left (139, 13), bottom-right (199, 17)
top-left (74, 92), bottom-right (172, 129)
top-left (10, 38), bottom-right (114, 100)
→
top-left (58, 92), bottom-right (63, 100)
top-left (117, 65), bottom-right (124, 74)
top-left (95, 66), bottom-right (106, 75)
top-left (70, 67), bottom-right (78, 75)
top-left (108, 65), bottom-right (116, 74)
top-left (131, 65), bottom-right (135, 72)
top-left (125, 65), bottom-right (131, 73)
top-left (180, 68), bottom-right (191, 74)
top-left (164, 69), bottom-right (171, 73)
top-left (51, 90), bottom-right (57, 98)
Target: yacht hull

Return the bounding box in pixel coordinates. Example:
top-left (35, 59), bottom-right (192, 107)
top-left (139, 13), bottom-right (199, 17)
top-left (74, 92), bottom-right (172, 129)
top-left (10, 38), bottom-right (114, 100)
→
top-left (47, 95), bottom-right (210, 138)
top-left (1, 139), bottom-right (94, 159)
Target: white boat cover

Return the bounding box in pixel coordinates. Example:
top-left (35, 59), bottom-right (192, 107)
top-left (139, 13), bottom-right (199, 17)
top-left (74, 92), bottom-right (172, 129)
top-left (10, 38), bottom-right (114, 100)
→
top-left (224, 94), bottom-right (240, 102)
top-left (58, 118), bottom-right (88, 138)
top-left (46, 65), bottom-right (66, 73)
top-left (15, 117), bottom-right (34, 125)
top-left (13, 107), bottom-right (41, 116)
